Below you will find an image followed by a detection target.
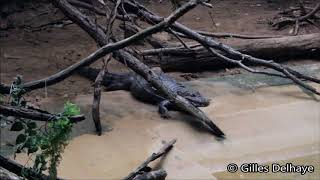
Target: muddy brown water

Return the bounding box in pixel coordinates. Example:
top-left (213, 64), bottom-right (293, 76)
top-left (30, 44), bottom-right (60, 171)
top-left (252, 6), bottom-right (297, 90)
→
top-left (2, 81), bottom-right (320, 179)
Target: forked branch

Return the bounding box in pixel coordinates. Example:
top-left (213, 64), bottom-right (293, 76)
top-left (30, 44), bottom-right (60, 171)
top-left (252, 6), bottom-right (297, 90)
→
top-left (120, 0), bottom-right (320, 95)
top-left (124, 139), bottom-right (176, 180)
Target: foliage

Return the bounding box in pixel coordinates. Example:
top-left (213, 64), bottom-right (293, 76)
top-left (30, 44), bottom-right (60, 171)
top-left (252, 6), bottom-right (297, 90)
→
top-left (3, 76), bottom-right (81, 180)
top-left (11, 101), bottom-right (80, 180)
top-left (0, 93), bottom-right (4, 104)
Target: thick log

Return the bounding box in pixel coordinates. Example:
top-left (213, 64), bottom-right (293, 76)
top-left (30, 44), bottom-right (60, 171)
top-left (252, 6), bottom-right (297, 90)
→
top-left (143, 33), bottom-right (320, 72)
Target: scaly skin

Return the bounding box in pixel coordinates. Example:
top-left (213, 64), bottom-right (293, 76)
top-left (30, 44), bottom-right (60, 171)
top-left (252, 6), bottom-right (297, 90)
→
top-left (77, 67), bottom-right (210, 118)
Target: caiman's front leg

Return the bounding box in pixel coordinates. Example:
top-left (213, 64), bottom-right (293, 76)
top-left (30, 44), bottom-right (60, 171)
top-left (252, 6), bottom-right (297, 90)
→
top-left (158, 100), bottom-right (171, 119)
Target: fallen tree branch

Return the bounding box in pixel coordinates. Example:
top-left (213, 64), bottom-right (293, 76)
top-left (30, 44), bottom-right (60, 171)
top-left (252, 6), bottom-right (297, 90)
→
top-left (67, 0), bottom-right (136, 21)
top-left (119, 23), bottom-right (171, 48)
top-left (141, 33), bottom-right (320, 71)
top-left (22, 18), bottom-right (73, 32)
top-left (0, 154), bottom-right (63, 180)
top-left (0, 0), bottom-right (225, 137)
top-left (132, 169), bottom-right (167, 180)
top-left (92, 64), bottom-right (105, 135)
top-left (271, 2), bottom-right (320, 35)
top-left (124, 139), bottom-right (176, 180)
top-left (0, 104), bottom-right (85, 123)
top-left (0, 0), bottom-right (200, 95)
top-left (0, 167), bottom-right (21, 180)
top-left (90, 0), bottom-right (119, 135)
top-left (121, 0), bottom-right (320, 95)
top-left (197, 31), bottom-right (282, 39)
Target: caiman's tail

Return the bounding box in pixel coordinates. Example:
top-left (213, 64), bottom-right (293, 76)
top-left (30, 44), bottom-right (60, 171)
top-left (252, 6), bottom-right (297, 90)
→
top-left (204, 119), bottom-right (225, 139)
top-left (77, 67), bottom-right (132, 91)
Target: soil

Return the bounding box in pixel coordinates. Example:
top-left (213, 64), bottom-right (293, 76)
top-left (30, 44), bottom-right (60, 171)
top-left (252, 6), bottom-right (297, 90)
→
top-left (0, 0), bottom-right (319, 101)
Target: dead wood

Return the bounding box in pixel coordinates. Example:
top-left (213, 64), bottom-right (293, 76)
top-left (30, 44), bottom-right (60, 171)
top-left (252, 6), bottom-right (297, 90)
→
top-left (22, 18), bottom-right (73, 32)
top-left (0, 155), bottom-right (63, 180)
top-left (141, 33), bottom-right (320, 72)
top-left (67, 0), bottom-right (136, 21)
top-left (120, 0), bottom-right (320, 95)
top-left (271, 2), bottom-right (320, 35)
top-left (91, 0), bottom-right (119, 135)
top-left (124, 139), bottom-right (176, 180)
top-left (0, 0), bottom-right (200, 94)
top-left (132, 169), bottom-right (167, 180)
top-left (92, 64), bottom-right (105, 135)
top-left (119, 23), bottom-right (171, 48)
top-left (0, 104), bottom-right (85, 123)
top-left (0, 167), bottom-right (21, 180)
top-left (50, 0), bottom-right (225, 137)
top-left (0, 0), bottom-right (224, 137)
top-left (196, 31), bottom-right (282, 39)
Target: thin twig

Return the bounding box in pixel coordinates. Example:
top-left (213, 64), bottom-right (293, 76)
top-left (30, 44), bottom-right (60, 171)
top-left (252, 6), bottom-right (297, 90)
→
top-left (197, 31), bottom-right (282, 39)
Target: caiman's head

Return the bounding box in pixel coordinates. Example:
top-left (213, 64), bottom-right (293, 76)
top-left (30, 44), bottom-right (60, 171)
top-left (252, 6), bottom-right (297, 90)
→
top-left (178, 90), bottom-right (210, 107)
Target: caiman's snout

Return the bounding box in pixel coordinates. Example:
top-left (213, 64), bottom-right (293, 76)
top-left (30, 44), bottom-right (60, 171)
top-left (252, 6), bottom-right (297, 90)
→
top-left (202, 98), bottom-right (211, 106)
top-left (198, 97), bottom-right (210, 107)
top-left (187, 96), bottom-right (211, 107)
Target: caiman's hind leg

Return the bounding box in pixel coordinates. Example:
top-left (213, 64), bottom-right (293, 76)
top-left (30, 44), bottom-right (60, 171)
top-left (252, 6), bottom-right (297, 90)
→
top-left (158, 100), bottom-right (171, 119)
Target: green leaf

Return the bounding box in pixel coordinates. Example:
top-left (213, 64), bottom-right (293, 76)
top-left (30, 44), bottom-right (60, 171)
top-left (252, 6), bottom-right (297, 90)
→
top-left (63, 101), bottom-right (80, 116)
top-left (40, 143), bottom-right (49, 150)
top-left (26, 129), bottom-right (37, 136)
top-left (24, 137), bottom-right (37, 148)
top-left (28, 146), bottom-right (38, 155)
top-left (28, 130), bottom-right (37, 136)
top-left (40, 165), bottom-right (47, 171)
top-left (27, 122), bottom-right (37, 129)
top-left (10, 122), bottom-right (24, 131)
top-left (16, 134), bottom-right (27, 144)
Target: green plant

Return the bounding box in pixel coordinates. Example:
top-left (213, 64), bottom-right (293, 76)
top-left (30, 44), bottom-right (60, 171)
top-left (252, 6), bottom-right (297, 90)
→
top-left (2, 76), bottom-right (81, 179)
top-left (10, 101), bottom-right (81, 180)
top-left (0, 94), bottom-right (4, 104)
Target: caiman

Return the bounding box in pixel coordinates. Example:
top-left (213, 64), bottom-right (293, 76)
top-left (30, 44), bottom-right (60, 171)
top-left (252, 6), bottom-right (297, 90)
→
top-left (78, 67), bottom-right (225, 137)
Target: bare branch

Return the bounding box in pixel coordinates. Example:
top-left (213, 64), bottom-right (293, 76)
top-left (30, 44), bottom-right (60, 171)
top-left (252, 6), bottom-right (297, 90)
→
top-left (0, 154), bottom-right (52, 180)
top-left (0, 104), bottom-right (85, 123)
top-left (121, 0), bottom-right (320, 95)
top-left (48, 0), bottom-right (225, 137)
top-left (197, 31), bottom-right (282, 39)
top-left (0, 0), bottom-right (201, 95)
top-left (124, 139), bottom-right (176, 180)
